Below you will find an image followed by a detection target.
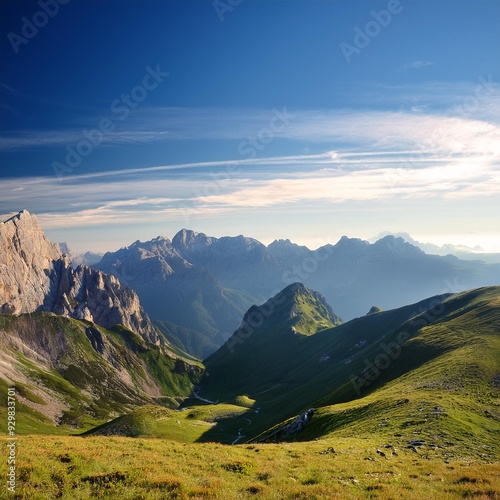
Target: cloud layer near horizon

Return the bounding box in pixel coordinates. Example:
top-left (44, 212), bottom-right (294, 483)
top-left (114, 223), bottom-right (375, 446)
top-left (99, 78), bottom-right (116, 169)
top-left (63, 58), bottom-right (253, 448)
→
top-left (1, 91), bottom-right (499, 252)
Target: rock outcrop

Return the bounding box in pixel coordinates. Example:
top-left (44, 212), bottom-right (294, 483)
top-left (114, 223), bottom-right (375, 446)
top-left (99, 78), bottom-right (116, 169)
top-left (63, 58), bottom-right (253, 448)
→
top-left (0, 210), bottom-right (159, 344)
top-left (0, 210), bottom-right (62, 314)
top-left (253, 409), bottom-right (316, 443)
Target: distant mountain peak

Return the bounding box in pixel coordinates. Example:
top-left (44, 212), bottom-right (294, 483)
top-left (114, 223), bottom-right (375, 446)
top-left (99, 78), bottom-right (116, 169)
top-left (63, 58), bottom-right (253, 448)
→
top-left (151, 235), bottom-right (169, 243)
top-left (335, 235), bottom-right (369, 246)
top-left (268, 238), bottom-right (306, 249)
top-left (172, 228), bottom-right (211, 249)
top-left (270, 238), bottom-right (293, 245)
top-left (373, 235), bottom-right (423, 255)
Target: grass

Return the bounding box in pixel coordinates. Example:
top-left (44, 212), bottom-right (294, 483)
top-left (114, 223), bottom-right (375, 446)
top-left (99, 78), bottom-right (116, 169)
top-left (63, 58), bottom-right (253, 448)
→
top-left (82, 403), bottom-right (254, 443)
top-left (201, 287), bottom-right (500, 445)
top-left (0, 312), bottom-right (203, 433)
top-left (1, 434), bottom-right (499, 499)
top-left (1, 287), bottom-right (499, 497)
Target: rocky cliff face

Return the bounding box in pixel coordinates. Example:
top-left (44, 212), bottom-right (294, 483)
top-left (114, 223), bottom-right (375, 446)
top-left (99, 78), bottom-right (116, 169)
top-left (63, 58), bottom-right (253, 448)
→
top-left (0, 210), bottom-right (159, 344)
top-left (0, 210), bottom-right (62, 314)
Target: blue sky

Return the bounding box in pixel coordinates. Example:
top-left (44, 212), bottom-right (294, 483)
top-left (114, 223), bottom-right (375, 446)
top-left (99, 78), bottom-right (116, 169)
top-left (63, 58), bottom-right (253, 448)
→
top-left (1, 0), bottom-right (499, 252)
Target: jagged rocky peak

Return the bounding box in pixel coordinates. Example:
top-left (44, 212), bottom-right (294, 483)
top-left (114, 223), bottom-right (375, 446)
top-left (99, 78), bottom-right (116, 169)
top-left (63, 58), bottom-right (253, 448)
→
top-left (0, 210), bottom-right (160, 344)
top-left (172, 228), bottom-right (215, 252)
top-left (373, 235), bottom-right (424, 256)
top-left (0, 210), bottom-right (65, 314)
top-left (97, 235), bottom-right (191, 284)
top-left (268, 238), bottom-right (305, 249)
top-left (334, 235), bottom-right (370, 250)
top-left (2, 209), bottom-right (63, 261)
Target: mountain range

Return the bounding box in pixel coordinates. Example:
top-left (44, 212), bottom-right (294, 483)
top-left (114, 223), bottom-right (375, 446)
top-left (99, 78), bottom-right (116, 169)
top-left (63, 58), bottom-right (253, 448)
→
top-left (372, 231), bottom-right (500, 263)
top-left (0, 210), bottom-right (498, 461)
top-left (95, 228), bottom-right (500, 357)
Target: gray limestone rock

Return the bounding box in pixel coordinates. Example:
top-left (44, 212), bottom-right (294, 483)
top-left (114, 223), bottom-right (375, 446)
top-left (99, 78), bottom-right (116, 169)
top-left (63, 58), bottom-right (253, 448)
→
top-left (0, 210), bottom-right (159, 344)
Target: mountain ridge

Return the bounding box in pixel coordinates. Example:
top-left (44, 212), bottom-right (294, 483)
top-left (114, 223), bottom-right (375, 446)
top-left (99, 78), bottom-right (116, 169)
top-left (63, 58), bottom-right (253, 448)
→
top-left (0, 210), bottom-right (203, 430)
top-left (199, 285), bottom-right (500, 445)
top-left (0, 210), bottom-right (160, 344)
top-left (92, 226), bottom-right (500, 357)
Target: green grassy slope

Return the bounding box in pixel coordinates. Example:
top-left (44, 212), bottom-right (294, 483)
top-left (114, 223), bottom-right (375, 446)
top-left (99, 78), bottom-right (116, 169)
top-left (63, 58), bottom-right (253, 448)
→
top-left (202, 282), bottom-right (342, 398)
top-left (199, 287), bottom-right (500, 448)
top-left (0, 313), bottom-right (203, 433)
top-left (4, 434), bottom-right (499, 499)
top-left (83, 403), bottom-right (255, 443)
top-left (155, 319), bottom-right (219, 361)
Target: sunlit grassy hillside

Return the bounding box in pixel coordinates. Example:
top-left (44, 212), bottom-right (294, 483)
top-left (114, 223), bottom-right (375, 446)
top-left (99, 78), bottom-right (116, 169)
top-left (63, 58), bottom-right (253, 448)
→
top-left (1, 434), bottom-right (498, 499)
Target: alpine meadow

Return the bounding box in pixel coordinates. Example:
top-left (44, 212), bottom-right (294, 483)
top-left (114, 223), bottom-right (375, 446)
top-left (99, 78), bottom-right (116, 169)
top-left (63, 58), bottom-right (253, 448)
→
top-left (0, 1), bottom-right (499, 499)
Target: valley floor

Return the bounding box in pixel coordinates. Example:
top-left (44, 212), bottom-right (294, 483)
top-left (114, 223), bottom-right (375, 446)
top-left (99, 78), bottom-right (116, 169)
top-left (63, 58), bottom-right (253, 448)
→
top-left (2, 435), bottom-right (499, 499)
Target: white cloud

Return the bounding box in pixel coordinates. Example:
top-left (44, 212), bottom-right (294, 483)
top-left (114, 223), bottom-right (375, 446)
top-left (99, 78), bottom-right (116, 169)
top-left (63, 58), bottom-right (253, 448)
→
top-left (401, 60), bottom-right (434, 71)
top-left (1, 102), bottom-right (499, 233)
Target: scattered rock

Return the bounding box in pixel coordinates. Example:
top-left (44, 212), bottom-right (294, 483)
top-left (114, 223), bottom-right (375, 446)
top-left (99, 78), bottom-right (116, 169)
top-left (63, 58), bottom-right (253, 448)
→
top-left (81, 471), bottom-right (127, 486)
top-left (253, 409), bottom-right (315, 443)
top-left (319, 447), bottom-right (336, 455)
top-left (408, 440), bottom-right (426, 446)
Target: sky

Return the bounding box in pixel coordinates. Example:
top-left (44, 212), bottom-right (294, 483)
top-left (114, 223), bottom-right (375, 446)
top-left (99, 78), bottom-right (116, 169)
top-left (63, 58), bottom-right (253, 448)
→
top-left (0, 0), bottom-right (499, 253)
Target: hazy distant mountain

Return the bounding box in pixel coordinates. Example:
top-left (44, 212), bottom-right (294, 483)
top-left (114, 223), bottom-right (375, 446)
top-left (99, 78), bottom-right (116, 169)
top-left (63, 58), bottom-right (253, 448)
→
top-left (372, 231), bottom-right (500, 263)
top-left (59, 242), bottom-right (103, 268)
top-left (172, 229), bottom-right (282, 299)
top-left (302, 235), bottom-right (500, 319)
top-left (95, 228), bottom-right (500, 358)
top-left (96, 233), bottom-right (256, 359)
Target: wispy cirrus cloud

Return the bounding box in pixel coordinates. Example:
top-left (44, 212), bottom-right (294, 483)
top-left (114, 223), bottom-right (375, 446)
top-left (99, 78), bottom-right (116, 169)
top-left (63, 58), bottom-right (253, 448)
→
top-left (1, 150), bottom-right (498, 227)
top-left (401, 60), bottom-right (434, 71)
top-left (1, 91), bottom-right (499, 248)
top-left (2, 106), bottom-right (499, 155)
